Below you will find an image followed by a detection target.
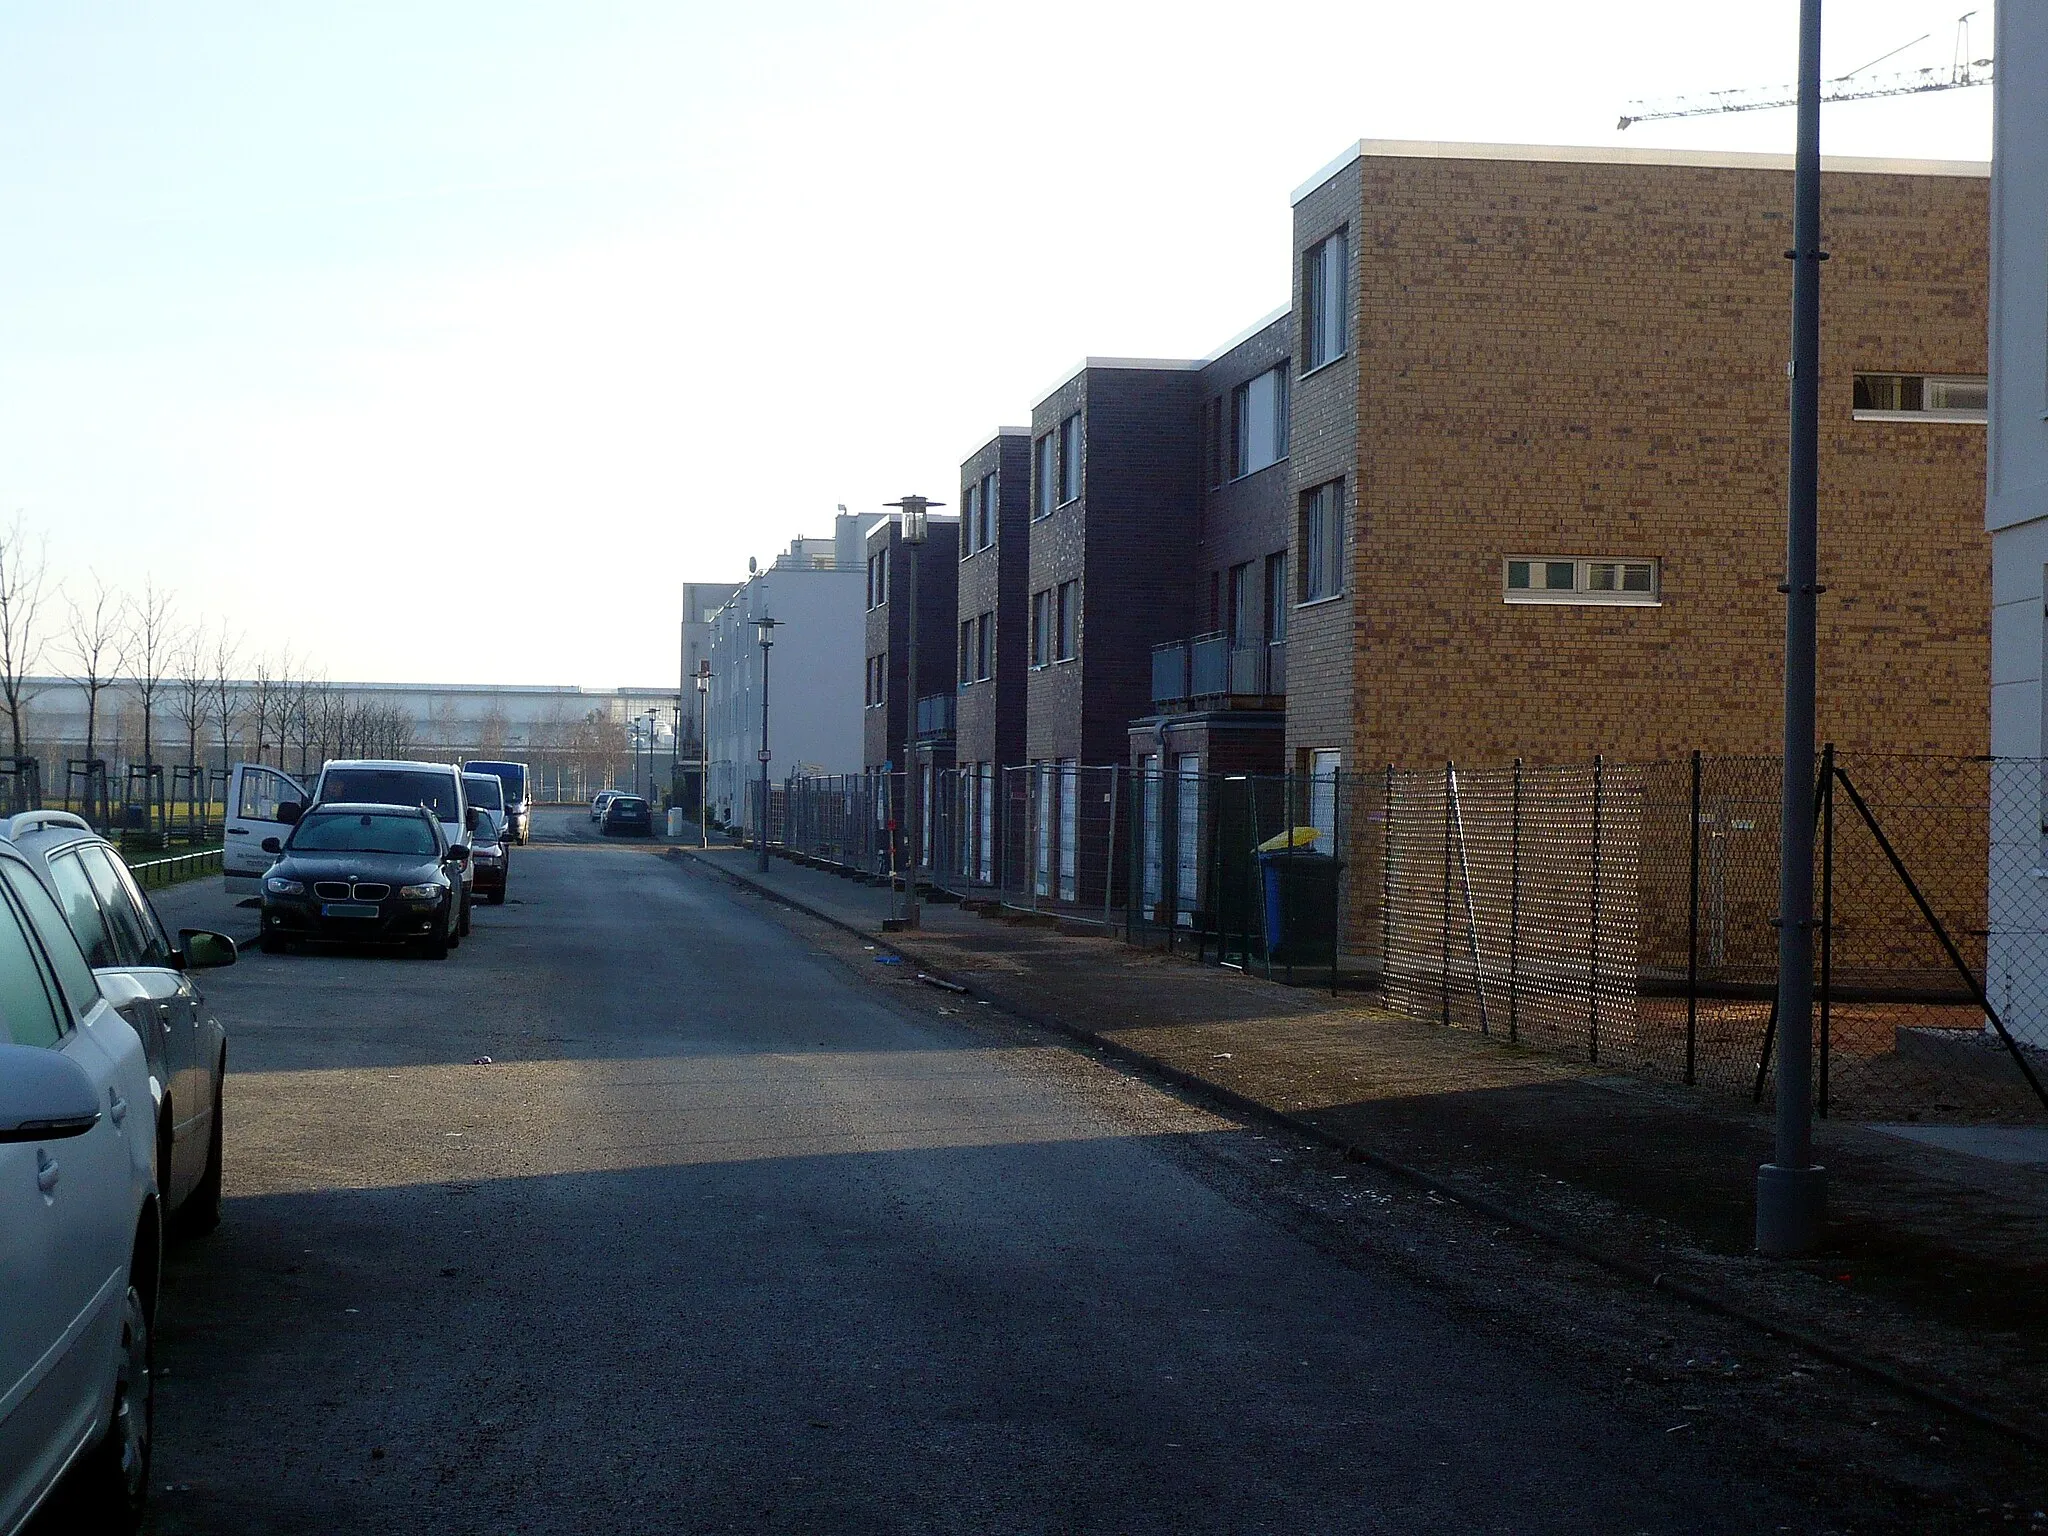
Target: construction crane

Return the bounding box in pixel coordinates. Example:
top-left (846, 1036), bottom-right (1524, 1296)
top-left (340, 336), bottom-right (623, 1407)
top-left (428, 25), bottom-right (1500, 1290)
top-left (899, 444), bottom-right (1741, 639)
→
top-left (1618, 10), bottom-right (1990, 129)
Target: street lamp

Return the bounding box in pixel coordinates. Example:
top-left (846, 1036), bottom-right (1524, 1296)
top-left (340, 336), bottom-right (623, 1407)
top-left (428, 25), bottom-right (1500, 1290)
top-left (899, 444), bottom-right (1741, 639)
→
top-left (755, 617), bottom-right (778, 872)
top-left (884, 494), bottom-right (942, 928)
top-left (642, 709), bottom-right (658, 801)
top-left (694, 662), bottom-right (711, 849)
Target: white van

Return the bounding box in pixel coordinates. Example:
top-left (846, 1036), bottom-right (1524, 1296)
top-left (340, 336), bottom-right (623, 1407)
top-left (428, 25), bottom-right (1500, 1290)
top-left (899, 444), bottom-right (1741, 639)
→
top-left (224, 760), bottom-right (479, 930)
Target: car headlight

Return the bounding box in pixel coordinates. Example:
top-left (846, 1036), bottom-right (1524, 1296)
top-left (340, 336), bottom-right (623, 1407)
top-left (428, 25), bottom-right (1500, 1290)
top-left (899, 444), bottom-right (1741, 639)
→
top-left (399, 883), bottom-right (442, 900)
top-left (265, 876), bottom-right (304, 895)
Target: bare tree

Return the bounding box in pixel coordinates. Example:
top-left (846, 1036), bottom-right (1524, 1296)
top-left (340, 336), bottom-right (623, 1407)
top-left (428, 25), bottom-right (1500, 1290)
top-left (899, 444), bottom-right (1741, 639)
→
top-left (210, 629), bottom-right (243, 786)
top-left (246, 656), bottom-right (280, 766)
top-left (63, 576), bottom-right (124, 816)
top-left (123, 578), bottom-right (175, 788)
top-left (0, 516), bottom-right (49, 759)
top-left (168, 623), bottom-right (210, 773)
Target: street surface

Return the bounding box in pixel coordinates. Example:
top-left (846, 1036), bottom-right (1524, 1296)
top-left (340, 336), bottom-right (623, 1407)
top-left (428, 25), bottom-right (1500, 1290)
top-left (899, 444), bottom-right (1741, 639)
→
top-left (95, 809), bottom-right (1811, 1533)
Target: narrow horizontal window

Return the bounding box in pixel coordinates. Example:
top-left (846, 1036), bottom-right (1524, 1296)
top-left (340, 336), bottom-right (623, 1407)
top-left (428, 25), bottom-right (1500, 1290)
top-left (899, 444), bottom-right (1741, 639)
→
top-left (1504, 557), bottom-right (1660, 607)
top-left (1852, 372), bottom-right (1987, 423)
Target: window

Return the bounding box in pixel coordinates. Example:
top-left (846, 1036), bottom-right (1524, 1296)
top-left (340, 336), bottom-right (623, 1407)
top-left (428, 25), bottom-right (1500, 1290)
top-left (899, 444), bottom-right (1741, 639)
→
top-left (976, 613), bottom-right (994, 682)
top-left (1264, 552), bottom-right (1289, 643)
top-left (3, 865), bottom-right (99, 1021)
top-left (78, 844), bottom-right (170, 968)
top-left (1231, 365), bottom-right (1289, 478)
top-left (959, 484), bottom-right (979, 561)
top-left (1503, 556), bottom-right (1661, 606)
top-left (1033, 432), bottom-right (1056, 518)
top-left (1058, 759), bottom-right (1079, 902)
top-left (1055, 580), bottom-right (1079, 661)
top-left (1300, 480), bottom-right (1346, 602)
top-left (49, 851), bottom-right (118, 968)
top-left (1852, 373), bottom-right (1987, 422)
top-left (1058, 412), bottom-right (1082, 504)
top-left (1304, 228), bottom-right (1349, 372)
top-left (866, 653), bottom-right (888, 707)
top-left (979, 471), bottom-right (998, 550)
top-left (1030, 590), bottom-right (1052, 668)
top-left (866, 548), bottom-right (890, 609)
top-left (0, 884), bottom-right (64, 1049)
top-left (958, 619), bottom-right (974, 684)
top-left (1226, 563), bottom-right (1252, 644)
top-left (1308, 749), bottom-right (1341, 852)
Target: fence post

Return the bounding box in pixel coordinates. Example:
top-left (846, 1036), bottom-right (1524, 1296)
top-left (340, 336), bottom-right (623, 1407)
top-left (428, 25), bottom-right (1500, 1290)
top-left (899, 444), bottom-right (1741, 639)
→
top-left (1687, 749), bottom-right (1701, 1086)
top-left (1103, 767), bottom-right (1120, 933)
top-left (1330, 768), bottom-right (1344, 996)
top-left (1588, 753), bottom-right (1603, 1065)
top-left (1510, 757), bottom-right (1522, 1046)
top-left (1381, 764), bottom-right (1395, 997)
top-left (1441, 761), bottom-right (1453, 1025)
top-left (1818, 741), bottom-right (1835, 1119)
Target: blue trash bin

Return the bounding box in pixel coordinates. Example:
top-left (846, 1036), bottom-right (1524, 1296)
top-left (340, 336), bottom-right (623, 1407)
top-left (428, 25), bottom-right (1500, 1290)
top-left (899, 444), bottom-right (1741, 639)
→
top-left (1258, 849), bottom-right (1342, 963)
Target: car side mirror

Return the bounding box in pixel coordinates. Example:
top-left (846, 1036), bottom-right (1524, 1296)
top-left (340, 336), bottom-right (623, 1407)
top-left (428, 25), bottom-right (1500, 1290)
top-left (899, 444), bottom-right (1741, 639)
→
top-left (178, 930), bottom-right (238, 971)
top-left (447, 846), bottom-right (470, 866)
top-left (0, 1042), bottom-right (101, 1143)
top-left (278, 801), bottom-right (303, 825)
top-left (261, 837), bottom-right (282, 855)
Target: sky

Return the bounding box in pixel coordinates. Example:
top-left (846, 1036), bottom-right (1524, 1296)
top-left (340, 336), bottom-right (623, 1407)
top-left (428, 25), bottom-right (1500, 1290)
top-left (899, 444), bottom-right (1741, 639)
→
top-left (0, 1), bottom-right (1998, 688)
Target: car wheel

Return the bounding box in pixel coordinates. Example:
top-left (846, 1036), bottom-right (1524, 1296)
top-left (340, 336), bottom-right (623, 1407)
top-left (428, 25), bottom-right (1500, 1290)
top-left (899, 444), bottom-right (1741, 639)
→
top-left (258, 933), bottom-right (288, 955)
top-left (458, 894), bottom-right (472, 937)
top-left (71, 1274), bottom-right (153, 1532)
top-left (178, 1073), bottom-right (225, 1238)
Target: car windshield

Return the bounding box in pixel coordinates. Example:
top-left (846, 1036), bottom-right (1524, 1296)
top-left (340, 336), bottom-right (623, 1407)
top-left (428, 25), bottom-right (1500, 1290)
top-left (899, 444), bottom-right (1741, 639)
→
top-left (471, 762), bottom-right (527, 800)
top-left (290, 812), bottom-right (438, 856)
top-left (464, 778), bottom-right (505, 811)
top-left (319, 769), bottom-right (459, 821)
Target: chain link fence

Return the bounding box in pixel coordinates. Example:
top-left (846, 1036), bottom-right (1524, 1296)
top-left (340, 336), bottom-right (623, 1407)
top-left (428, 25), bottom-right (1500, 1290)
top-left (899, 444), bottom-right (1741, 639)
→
top-left (762, 753), bottom-right (2048, 1125)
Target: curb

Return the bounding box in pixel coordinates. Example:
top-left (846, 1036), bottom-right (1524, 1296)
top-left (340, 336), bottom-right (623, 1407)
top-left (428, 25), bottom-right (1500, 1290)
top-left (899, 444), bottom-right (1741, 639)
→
top-left (677, 846), bottom-right (2048, 1455)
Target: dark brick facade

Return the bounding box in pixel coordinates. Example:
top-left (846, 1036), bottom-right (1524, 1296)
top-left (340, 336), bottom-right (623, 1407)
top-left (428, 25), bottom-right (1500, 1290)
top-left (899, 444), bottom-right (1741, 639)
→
top-left (862, 516), bottom-right (959, 773)
top-left (1025, 364), bottom-right (1204, 767)
top-left (954, 431), bottom-right (1032, 773)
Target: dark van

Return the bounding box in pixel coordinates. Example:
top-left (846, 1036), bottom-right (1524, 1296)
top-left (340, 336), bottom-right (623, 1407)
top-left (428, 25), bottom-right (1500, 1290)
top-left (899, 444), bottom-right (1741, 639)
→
top-left (465, 760), bottom-right (531, 844)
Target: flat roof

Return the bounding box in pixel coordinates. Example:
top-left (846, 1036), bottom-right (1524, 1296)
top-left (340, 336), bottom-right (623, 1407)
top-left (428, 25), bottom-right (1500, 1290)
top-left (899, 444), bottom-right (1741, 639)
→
top-left (1031, 356), bottom-right (1203, 408)
top-left (1291, 138), bottom-right (1992, 205)
top-left (1200, 304), bottom-right (1291, 365)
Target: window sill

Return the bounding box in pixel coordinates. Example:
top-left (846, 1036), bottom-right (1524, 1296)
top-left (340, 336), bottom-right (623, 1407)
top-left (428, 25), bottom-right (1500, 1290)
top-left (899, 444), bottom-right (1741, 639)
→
top-left (1299, 354), bottom-right (1348, 383)
top-left (1227, 457), bottom-right (1287, 486)
top-left (1504, 594), bottom-right (1663, 608)
top-left (1852, 410), bottom-right (1986, 424)
top-left (1294, 594), bottom-right (1346, 611)
top-left (1056, 496), bottom-right (1080, 510)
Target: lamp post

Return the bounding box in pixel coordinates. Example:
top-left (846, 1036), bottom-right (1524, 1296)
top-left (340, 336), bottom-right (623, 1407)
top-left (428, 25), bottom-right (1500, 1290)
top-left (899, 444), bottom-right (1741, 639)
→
top-left (644, 710), bottom-right (658, 802)
top-left (694, 662), bottom-right (711, 848)
top-left (1758, 0), bottom-right (1828, 1258)
top-left (755, 617), bottom-right (777, 872)
top-left (884, 495), bottom-right (942, 927)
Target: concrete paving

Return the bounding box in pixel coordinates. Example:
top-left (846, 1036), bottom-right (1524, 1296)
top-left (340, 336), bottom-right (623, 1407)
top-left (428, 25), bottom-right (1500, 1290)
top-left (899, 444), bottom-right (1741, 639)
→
top-left (41, 811), bottom-right (1844, 1534)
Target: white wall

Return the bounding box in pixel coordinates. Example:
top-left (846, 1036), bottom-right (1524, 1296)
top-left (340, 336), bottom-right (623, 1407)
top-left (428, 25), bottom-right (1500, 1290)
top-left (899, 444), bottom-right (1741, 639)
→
top-left (1986, 1), bottom-right (2048, 1046)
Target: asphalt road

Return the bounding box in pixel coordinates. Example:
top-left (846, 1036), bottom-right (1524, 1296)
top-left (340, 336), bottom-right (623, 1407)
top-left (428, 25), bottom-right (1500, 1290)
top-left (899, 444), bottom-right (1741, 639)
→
top-left (92, 808), bottom-right (1808, 1534)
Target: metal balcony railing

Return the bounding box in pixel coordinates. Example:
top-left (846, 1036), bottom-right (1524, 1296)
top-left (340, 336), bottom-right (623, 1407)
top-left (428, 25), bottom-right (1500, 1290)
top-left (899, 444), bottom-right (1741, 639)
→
top-left (1150, 633), bottom-right (1287, 707)
top-left (916, 692), bottom-right (956, 739)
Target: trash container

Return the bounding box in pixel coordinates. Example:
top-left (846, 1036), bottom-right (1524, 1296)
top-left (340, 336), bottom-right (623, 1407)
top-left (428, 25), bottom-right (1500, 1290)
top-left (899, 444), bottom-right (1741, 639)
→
top-left (1258, 847), bottom-right (1343, 963)
top-left (666, 807), bottom-right (688, 840)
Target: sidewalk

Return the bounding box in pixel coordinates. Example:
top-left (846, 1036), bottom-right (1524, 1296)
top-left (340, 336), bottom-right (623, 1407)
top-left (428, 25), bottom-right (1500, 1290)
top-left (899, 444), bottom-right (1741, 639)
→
top-left (683, 844), bottom-right (2048, 1443)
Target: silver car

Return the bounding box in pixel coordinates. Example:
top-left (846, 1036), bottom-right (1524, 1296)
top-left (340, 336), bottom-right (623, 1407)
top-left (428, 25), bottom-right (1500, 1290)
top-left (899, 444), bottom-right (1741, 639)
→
top-left (5, 813), bottom-right (236, 1234)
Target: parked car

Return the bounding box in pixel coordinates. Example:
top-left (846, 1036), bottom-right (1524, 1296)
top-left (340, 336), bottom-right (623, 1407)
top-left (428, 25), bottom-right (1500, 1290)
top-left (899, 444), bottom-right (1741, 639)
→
top-left (0, 837), bottom-right (160, 1535)
top-left (226, 760), bottom-right (480, 936)
top-left (589, 790), bottom-right (618, 823)
top-left (602, 795), bottom-right (653, 837)
top-left (464, 759), bottom-right (530, 844)
top-left (468, 806), bottom-right (509, 906)
top-left (4, 811), bottom-right (236, 1234)
top-left (258, 804), bottom-right (465, 959)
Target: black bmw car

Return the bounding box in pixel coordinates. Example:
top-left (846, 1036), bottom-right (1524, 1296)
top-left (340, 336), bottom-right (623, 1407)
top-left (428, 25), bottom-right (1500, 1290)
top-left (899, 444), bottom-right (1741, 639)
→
top-left (257, 803), bottom-right (466, 958)
top-left (602, 794), bottom-right (654, 837)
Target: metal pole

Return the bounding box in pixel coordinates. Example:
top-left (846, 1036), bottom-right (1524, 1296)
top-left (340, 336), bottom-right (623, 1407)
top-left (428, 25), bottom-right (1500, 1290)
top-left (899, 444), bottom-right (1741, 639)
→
top-left (904, 538), bottom-right (920, 927)
top-left (1589, 753), bottom-right (1603, 1064)
top-left (1758, 0), bottom-right (1828, 1258)
top-left (699, 674), bottom-right (709, 848)
top-left (1818, 741), bottom-right (1836, 1118)
top-left (1509, 758), bottom-right (1522, 1045)
top-left (1441, 760), bottom-right (1452, 1026)
top-left (1687, 749), bottom-right (1702, 1086)
top-left (757, 637), bottom-right (772, 874)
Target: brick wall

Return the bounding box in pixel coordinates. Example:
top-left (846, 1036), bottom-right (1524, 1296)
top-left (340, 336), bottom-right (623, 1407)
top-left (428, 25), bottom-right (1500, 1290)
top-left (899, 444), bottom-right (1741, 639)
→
top-left (955, 432), bottom-right (1032, 771)
top-left (1290, 148), bottom-right (1990, 772)
top-left (862, 518), bottom-right (959, 771)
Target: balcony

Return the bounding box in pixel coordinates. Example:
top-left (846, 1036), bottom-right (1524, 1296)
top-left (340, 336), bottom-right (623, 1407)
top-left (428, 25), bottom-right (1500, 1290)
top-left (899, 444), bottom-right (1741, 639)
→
top-left (1149, 634), bottom-right (1286, 708)
top-left (916, 692), bottom-right (956, 740)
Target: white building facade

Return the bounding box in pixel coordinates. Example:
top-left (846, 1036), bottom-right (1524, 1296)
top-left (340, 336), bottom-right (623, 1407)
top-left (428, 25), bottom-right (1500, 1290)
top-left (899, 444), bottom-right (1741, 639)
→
top-left (1986, 2), bottom-right (2048, 1047)
top-left (704, 513), bottom-right (877, 833)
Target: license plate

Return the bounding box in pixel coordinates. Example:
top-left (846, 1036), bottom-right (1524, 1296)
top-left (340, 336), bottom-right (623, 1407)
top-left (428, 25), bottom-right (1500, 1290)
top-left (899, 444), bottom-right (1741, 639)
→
top-left (321, 902), bottom-right (379, 919)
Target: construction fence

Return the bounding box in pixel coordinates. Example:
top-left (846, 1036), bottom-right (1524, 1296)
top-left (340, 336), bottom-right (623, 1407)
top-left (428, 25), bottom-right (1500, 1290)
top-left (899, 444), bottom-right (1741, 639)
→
top-left (763, 754), bottom-right (2048, 1126)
